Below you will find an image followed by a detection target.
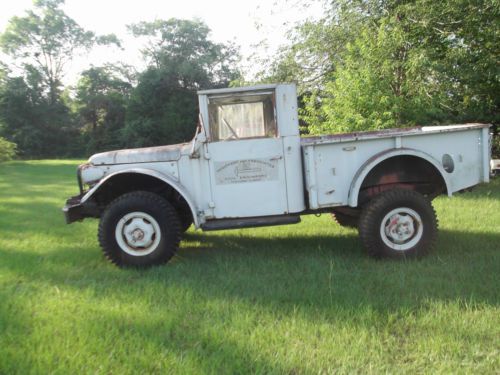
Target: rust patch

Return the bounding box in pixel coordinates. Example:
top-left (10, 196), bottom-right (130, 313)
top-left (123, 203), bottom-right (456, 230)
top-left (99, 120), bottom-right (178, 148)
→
top-left (364, 182), bottom-right (416, 198)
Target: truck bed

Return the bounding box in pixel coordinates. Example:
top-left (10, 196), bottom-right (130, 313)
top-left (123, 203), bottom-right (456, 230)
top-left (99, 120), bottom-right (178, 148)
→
top-left (300, 123), bottom-right (491, 209)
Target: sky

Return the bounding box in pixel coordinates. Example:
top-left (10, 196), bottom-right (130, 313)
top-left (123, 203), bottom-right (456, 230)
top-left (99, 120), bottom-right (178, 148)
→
top-left (0, 0), bottom-right (324, 84)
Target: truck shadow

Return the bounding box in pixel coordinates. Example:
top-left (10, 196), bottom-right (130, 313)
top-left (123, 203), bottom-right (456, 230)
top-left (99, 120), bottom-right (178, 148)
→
top-left (1, 227), bottom-right (498, 311)
top-left (1, 228), bottom-right (498, 372)
top-left (177, 228), bottom-right (499, 303)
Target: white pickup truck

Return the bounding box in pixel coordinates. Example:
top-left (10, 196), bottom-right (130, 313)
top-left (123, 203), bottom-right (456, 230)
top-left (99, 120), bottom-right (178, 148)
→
top-left (63, 84), bottom-right (491, 267)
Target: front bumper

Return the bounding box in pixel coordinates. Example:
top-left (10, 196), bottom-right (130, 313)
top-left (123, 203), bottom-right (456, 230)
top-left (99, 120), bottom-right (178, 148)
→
top-left (62, 195), bottom-right (86, 224)
top-left (63, 163), bottom-right (100, 224)
top-left (62, 194), bottom-right (99, 224)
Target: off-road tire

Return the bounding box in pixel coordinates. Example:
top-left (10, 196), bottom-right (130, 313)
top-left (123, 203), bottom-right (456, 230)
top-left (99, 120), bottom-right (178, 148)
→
top-left (358, 189), bottom-right (438, 259)
top-left (331, 211), bottom-right (359, 229)
top-left (98, 191), bottom-right (181, 267)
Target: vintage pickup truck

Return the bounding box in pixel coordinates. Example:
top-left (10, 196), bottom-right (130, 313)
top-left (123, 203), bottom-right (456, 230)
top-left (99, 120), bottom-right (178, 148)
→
top-left (63, 84), bottom-right (491, 267)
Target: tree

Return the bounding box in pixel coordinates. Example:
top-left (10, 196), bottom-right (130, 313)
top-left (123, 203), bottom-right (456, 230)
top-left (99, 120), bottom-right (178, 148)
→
top-left (0, 0), bottom-right (119, 105)
top-left (75, 66), bottom-right (132, 153)
top-left (405, 0), bottom-right (499, 124)
top-left (128, 18), bottom-right (240, 90)
top-left (122, 19), bottom-right (241, 148)
top-left (122, 67), bottom-right (200, 148)
top-left (0, 0), bottom-right (120, 157)
top-left (268, 0), bottom-right (499, 134)
top-left (0, 70), bottom-right (77, 158)
top-left (305, 15), bottom-right (447, 133)
top-left (0, 136), bottom-right (17, 162)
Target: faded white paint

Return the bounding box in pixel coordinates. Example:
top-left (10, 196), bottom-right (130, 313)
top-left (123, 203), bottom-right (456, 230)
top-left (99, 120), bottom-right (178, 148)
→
top-left (78, 84), bottom-right (491, 229)
top-left (301, 124), bottom-right (490, 208)
top-left (90, 143), bottom-right (185, 165)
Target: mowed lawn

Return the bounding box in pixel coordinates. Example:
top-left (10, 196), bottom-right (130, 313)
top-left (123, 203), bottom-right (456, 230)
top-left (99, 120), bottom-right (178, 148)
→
top-left (0, 160), bottom-right (499, 374)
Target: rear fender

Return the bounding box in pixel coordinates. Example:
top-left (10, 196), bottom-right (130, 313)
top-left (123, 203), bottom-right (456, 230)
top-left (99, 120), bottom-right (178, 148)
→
top-left (348, 148), bottom-right (452, 207)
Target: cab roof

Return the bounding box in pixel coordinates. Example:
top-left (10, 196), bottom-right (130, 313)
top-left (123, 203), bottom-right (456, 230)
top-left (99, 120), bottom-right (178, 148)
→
top-left (197, 84), bottom-right (280, 96)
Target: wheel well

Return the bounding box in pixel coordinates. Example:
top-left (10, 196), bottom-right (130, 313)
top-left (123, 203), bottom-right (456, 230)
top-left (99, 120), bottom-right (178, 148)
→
top-left (358, 155), bottom-right (447, 205)
top-left (90, 173), bottom-right (192, 221)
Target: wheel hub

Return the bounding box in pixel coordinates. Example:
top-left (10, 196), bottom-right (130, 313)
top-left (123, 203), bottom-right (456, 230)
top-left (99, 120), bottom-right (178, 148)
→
top-left (380, 207), bottom-right (423, 251)
top-left (385, 214), bottom-right (415, 243)
top-left (131, 228), bottom-right (144, 242)
top-left (115, 212), bottom-right (161, 256)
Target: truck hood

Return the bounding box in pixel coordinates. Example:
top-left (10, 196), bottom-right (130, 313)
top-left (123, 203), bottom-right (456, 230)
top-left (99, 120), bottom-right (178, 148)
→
top-left (89, 143), bottom-right (187, 165)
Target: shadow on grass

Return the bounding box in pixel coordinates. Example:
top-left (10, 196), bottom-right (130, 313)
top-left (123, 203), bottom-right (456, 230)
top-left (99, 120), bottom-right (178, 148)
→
top-left (447, 178), bottom-right (500, 200)
top-left (1, 227), bottom-right (499, 372)
top-left (1, 228), bottom-right (498, 311)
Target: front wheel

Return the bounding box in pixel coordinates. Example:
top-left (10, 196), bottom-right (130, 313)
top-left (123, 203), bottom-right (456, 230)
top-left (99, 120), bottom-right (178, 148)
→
top-left (358, 189), bottom-right (438, 259)
top-left (98, 191), bottom-right (181, 267)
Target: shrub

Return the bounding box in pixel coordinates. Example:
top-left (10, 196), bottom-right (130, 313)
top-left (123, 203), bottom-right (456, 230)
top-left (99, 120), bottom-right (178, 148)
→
top-left (0, 137), bottom-right (17, 162)
top-left (492, 135), bottom-right (500, 159)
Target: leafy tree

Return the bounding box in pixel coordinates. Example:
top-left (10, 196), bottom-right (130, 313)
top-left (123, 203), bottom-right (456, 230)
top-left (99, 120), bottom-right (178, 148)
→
top-left (75, 66), bottom-right (132, 154)
top-left (123, 19), bottom-right (241, 148)
top-left (305, 16), bottom-right (446, 133)
top-left (270, 0), bottom-right (499, 134)
top-left (0, 71), bottom-right (77, 157)
top-left (122, 68), bottom-right (199, 148)
top-left (0, 0), bottom-right (120, 105)
top-left (0, 0), bottom-right (120, 157)
top-left (405, 0), bottom-right (500, 125)
top-left (128, 19), bottom-right (240, 90)
top-left (0, 136), bottom-right (17, 162)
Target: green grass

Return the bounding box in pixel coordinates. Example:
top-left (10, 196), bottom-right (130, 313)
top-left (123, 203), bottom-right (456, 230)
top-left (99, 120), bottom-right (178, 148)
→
top-left (0, 160), bottom-right (499, 374)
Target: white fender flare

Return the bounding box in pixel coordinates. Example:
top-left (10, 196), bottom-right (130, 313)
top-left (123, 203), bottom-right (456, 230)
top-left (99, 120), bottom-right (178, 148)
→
top-left (81, 168), bottom-right (200, 227)
top-left (348, 148), bottom-right (452, 207)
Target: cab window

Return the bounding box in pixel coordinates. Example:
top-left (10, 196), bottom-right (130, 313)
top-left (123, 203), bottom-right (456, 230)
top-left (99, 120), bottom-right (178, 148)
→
top-left (208, 92), bottom-right (276, 141)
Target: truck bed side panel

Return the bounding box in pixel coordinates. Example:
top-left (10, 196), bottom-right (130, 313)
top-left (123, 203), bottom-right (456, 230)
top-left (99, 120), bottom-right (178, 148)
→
top-left (302, 125), bottom-right (490, 209)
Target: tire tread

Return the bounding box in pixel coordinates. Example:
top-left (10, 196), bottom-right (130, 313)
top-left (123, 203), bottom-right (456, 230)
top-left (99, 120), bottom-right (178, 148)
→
top-left (98, 191), bottom-right (181, 267)
top-left (358, 189), bottom-right (438, 259)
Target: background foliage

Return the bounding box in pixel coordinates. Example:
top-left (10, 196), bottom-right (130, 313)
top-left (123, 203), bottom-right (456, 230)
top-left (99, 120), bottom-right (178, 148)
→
top-left (0, 0), bottom-right (498, 158)
top-left (0, 1), bottom-right (240, 158)
top-left (264, 0), bottom-right (499, 136)
top-left (0, 136), bottom-right (16, 162)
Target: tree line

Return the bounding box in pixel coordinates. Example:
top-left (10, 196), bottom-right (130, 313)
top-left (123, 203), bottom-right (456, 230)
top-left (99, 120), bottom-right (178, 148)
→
top-left (0, 0), bottom-right (240, 159)
top-left (0, 0), bottom-right (498, 160)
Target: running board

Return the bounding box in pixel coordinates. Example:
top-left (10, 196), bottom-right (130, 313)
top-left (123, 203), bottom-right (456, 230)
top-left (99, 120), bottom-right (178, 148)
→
top-left (201, 215), bottom-right (301, 231)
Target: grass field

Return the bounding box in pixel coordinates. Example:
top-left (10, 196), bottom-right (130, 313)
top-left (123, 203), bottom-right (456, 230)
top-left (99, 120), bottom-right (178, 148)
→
top-left (0, 160), bottom-right (499, 374)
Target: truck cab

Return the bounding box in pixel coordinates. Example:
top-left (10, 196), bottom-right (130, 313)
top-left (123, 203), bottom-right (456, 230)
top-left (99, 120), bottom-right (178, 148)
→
top-left (196, 84), bottom-right (305, 222)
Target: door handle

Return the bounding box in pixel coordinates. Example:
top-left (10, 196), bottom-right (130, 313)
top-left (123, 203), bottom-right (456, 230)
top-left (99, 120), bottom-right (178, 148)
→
top-left (270, 155), bottom-right (283, 161)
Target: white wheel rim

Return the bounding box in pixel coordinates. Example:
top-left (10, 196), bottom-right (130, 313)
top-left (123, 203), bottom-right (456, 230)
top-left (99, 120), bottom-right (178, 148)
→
top-left (115, 212), bottom-right (161, 256)
top-left (380, 207), bottom-right (423, 251)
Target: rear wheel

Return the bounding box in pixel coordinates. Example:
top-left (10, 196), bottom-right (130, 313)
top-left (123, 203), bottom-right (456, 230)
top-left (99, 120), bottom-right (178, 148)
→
top-left (358, 189), bottom-right (438, 259)
top-left (98, 191), bottom-right (181, 267)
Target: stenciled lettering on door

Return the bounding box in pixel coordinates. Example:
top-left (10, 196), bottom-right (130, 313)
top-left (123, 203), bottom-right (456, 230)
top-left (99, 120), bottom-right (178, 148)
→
top-left (214, 158), bottom-right (279, 185)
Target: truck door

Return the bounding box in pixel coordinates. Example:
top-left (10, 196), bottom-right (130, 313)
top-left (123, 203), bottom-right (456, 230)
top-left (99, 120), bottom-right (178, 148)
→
top-left (204, 90), bottom-right (288, 218)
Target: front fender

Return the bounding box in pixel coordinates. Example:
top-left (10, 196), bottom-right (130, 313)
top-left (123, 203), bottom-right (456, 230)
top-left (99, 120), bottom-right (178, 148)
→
top-left (81, 168), bottom-right (201, 227)
top-left (348, 148), bottom-right (452, 207)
